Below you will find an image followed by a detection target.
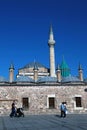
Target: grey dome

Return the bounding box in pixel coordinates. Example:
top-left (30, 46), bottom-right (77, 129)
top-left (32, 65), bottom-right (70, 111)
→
top-left (37, 76), bottom-right (57, 83)
top-left (61, 75), bottom-right (80, 82)
top-left (23, 62), bottom-right (46, 69)
top-left (16, 76), bottom-right (34, 82)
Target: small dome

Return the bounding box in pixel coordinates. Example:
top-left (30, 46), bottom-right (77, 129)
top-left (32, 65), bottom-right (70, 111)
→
top-left (61, 75), bottom-right (80, 82)
top-left (16, 76), bottom-right (34, 82)
top-left (37, 76), bottom-right (57, 83)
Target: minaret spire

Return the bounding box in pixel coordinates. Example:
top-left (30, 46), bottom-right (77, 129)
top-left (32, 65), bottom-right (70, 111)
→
top-left (48, 24), bottom-right (55, 45)
top-left (48, 24), bottom-right (56, 77)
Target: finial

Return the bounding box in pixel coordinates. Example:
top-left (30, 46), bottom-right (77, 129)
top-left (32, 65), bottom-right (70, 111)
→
top-left (78, 63), bottom-right (82, 70)
top-left (33, 61), bottom-right (38, 70)
top-left (9, 62), bottom-right (14, 70)
top-left (56, 64), bottom-right (60, 70)
top-left (49, 24), bottom-right (53, 35)
top-left (58, 64), bottom-right (60, 70)
top-left (48, 24), bottom-right (55, 45)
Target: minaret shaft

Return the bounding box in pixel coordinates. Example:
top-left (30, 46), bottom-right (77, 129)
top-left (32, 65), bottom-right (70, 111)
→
top-left (9, 63), bottom-right (14, 83)
top-left (9, 69), bottom-right (14, 82)
top-left (48, 25), bottom-right (56, 77)
top-left (79, 70), bottom-right (83, 81)
top-left (78, 64), bottom-right (83, 81)
top-left (49, 45), bottom-right (55, 77)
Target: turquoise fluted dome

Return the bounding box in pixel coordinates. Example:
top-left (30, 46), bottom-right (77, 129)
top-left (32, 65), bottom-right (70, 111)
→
top-left (60, 58), bottom-right (70, 77)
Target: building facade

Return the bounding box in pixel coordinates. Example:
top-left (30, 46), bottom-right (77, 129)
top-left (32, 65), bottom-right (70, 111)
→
top-left (0, 25), bottom-right (87, 115)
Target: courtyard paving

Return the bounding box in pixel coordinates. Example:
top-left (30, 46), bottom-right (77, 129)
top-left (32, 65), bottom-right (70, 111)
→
top-left (0, 114), bottom-right (87, 130)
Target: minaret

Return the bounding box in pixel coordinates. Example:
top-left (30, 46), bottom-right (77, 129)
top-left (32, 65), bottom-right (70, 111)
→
top-left (78, 63), bottom-right (83, 81)
top-left (33, 62), bottom-right (38, 82)
top-left (56, 64), bottom-right (61, 82)
top-left (48, 25), bottom-right (56, 77)
top-left (9, 63), bottom-right (14, 83)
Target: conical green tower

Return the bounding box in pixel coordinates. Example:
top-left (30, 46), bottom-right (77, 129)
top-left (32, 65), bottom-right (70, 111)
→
top-left (60, 57), bottom-right (70, 77)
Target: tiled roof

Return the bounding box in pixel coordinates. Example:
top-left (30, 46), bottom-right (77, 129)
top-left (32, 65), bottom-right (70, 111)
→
top-left (84, 78), bottom-right (87, 82)
top-left (0, 76), bottom-right (8, 82)
top-left (16, 76), bottom-right (34, 82)
top-left (61, 75), bottom-right (80, 82)
top-left (37, 76), bottom-right (57, 83)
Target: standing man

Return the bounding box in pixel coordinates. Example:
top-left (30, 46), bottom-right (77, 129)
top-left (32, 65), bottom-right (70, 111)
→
top-left (60, 102), bottom-right (67, 117)
top-left (11, 100), bottom-right (16, 116)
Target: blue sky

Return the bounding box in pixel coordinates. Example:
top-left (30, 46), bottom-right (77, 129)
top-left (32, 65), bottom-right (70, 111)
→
top-left (0, 0), bottom-right (87, 79)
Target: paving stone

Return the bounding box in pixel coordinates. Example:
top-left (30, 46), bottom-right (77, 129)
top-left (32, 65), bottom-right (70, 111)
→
top-left (0, 114), bottom-right (87, 130)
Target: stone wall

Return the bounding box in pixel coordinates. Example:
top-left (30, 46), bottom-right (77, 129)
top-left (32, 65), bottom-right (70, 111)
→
top-left (0, 84), bottom-right (87, 115)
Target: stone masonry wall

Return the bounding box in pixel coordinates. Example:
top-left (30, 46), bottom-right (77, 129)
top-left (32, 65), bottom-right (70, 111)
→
top-left (0, 85), bottom-right (87, 115)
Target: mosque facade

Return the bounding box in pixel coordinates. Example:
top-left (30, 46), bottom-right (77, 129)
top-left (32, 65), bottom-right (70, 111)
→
top-left (0, 26), bottom-right (87, 115)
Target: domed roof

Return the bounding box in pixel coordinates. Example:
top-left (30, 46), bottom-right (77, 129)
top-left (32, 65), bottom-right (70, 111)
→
top-left (37, 76), bottom-right (57, 83)
top-left (61, 75), bottom-right (80, 82)
top-left (22, 62), bottom-right (46, 69)
top-left (60, 59), bottom-right (69, 69)
top-left (16, 76), bottom-right (34, 82)
top-left (60, 58), bottom-right (70, 77)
